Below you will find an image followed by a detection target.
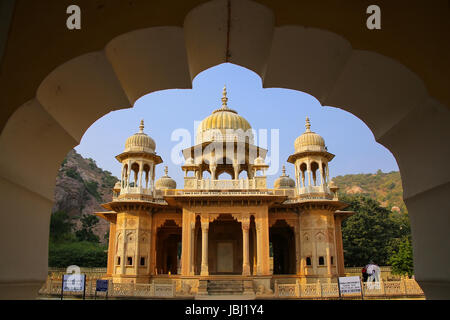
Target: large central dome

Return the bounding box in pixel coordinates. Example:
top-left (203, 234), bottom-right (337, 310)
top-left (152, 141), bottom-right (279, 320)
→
top-left (196, 86), bottom-right (253, 144)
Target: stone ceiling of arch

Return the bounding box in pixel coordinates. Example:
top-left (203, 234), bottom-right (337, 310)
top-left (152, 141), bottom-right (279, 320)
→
top-left (1, 0), bottom-right (448, 133)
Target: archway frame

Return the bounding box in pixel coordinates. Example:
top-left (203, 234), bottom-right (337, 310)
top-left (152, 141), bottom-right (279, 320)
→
top-left (0, 0), bottom-right (449, 299)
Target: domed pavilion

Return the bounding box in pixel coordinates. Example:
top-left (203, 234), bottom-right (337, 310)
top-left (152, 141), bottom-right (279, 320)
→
top-left (96, 87), bottom-right (354, 296)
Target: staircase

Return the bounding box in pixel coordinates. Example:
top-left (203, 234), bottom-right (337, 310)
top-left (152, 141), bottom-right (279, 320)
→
top-left (207, 280), bottom-right (244, 295)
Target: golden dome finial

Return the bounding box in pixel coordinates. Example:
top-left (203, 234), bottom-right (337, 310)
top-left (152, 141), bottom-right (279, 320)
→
top-left (305, 117), bottom-right (311, 132)
top-left (139, 119), bottom-right (145, 133)
top-left (164, 166), bottom-right (168, 176)
top-left (221, 85), bottom-right (229, 108)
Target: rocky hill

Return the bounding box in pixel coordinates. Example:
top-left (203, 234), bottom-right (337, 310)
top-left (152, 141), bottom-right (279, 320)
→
top-left (52, 149), bottom-right (118, 243)
top-left (332, 170), bottom-right (407, 213)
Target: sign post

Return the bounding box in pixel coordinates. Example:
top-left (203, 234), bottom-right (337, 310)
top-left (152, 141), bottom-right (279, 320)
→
top-left (62, 273), bottom-right (86, 300)
top-left (338, 276), bottom-right (362, 299)
top-left (95, 279), bottom-right (109, 300)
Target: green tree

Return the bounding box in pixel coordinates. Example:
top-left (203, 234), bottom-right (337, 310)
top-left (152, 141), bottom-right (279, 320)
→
top-left (48, 241), bottom-right (107, 267)
top-left (388, 237), bottom-right (414, 277)
top-left (75, 214), bottom-right (100, 243)
top-left (49, 211), bottom-right (74, 242)
top-left (84, 180), bottom-right (102, 201)
top-left (340, 194), bottom-right (410, 267)
top-left (64, 167), bottom-right (83, 182)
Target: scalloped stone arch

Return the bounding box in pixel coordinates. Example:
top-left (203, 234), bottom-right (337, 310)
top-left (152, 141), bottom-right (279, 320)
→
top-left (0, 0), bottom-right (448, 299)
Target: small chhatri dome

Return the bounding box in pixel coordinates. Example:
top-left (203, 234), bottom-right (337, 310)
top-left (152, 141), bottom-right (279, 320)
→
top-left (155, 166), bottom-right (177, 190)
top-left (196, 86), bottom-right (252, 144)
top-left (113, 181), bottom-right (121, 191)
top-left (274, 165), bottom-right (296, 189)
top-left (184, 157), bottom-right (195, 166)
top-left (294, 117), bottom-right (326, 153)
top-left (124, 120), bottom-right (156, 153)
top-left (254, 156), bottom-right (266, 166)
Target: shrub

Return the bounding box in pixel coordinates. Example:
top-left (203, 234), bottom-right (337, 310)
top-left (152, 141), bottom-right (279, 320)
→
top-left (48, 241), bottom-right (107, 268)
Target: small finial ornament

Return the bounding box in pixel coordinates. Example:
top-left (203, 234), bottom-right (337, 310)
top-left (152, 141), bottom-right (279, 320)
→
top-left (221, 85), bottom-right (229, 108)
top-left (139, 119), bottom-right (145, 133)
top-left (164, 166), bottom-right (169, 176)
top-left (305, 117), bottom-right (311, 132)
top-left (282, 165), bottom-right (287, 176)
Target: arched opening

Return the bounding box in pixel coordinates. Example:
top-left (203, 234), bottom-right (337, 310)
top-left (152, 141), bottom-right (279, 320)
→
top-left (155, 220), bottom-right (182, 275)
top-left (217, 171), bottom-right (233, 180)
top-left (299, 162), bottom-right (307, 187)
top-left (202, 170), bottom-right (211, 179)
top-left (238, 170), bottom-right (248, 179)
top-left (269, 220), bottom-right (296, 275)
top-left (194, 215), bottom-right (202, 275)
top-left (208, 214), bottom-right (243, 275)
top-left (0, 0), bottom-right (448, 299)
top-left (122, 164), bottom-right (129, 188)
top-left (143, 163), bottom-right (150, 188)
top-left (130, 162), bottom-right (139, 187)
top-left (310, 161), bottom-right (319, 186)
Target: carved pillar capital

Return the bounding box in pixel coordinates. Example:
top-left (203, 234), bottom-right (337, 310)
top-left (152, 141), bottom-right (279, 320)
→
top-left (241, 217), bottom-right (250, 231)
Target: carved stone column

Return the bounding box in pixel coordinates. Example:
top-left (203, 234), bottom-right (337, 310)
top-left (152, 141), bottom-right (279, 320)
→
top-left (106, 221), bottom-right (116, 277)
top-left (200, 218), bottom-right (209, 276)
top-left (180, 209), bottom-right (192, 276)
top-left (319, 159), bottom-right (324, 186)
top-left (135, 225), bottom-right (140, 275)
top-left (326, 245), bottom-right (332, 275)
top-left (127, 160), bottom-right (132, 187)
top-left (121, 219), bottom-right (127, 275)
top-left (138, 160), bottom-right (144, 188)
top-left (256, 223), bottom-right (262, 275)
top-left (190, 221), bottom-right (195, 275)
top-left (334, 215), bottom-right (345, 276)
top-left (233, 163), bottom-right (240, 180)
top-left (242, 217), bottom-right (250, 276)
top-left (294, 225), bottom-right (301, 275)
top-left (307, 161), bottom-right (312, 187)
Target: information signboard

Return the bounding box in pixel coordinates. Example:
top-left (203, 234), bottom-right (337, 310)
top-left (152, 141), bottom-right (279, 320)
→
top-left (96, 280), bottom-right (109, 292)
top-left (338, 276), bottom-right (362, 295)
top-left (63, 274), bottom-right (85, 292)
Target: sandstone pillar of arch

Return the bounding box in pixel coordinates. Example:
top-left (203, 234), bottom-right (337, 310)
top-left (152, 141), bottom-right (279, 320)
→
top-left (200, 218), bottom-right (210, 276)
top-left (241, 217), bottom-right (251, 276)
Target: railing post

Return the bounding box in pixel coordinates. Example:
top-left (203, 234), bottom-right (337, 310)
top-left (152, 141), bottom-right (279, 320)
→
top-left (317, 280), bottom-right (322, 298)
top-left (47, 277), bottom-right (52, 294)
top-left (401, 277), bottom-right (407, 295)
top-left (274, 280), bottom-right (279, 296)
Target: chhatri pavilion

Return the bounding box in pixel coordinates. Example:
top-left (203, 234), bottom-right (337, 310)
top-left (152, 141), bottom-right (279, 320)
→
top-left (96, 87), bottom-right (354, 296)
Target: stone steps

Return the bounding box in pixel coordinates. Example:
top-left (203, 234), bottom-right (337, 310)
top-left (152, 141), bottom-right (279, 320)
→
top-left (207, 280), bottom-right (244, 295)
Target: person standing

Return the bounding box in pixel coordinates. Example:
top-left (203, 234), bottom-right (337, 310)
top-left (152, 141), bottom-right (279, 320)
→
top-left (361, 266), bottom-right (368, 282)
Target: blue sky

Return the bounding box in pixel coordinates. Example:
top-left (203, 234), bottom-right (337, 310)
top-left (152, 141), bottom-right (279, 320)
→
top-left (75, 63), bottom-right (398, 188)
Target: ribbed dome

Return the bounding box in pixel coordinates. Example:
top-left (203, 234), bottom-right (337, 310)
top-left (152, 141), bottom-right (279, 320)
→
top-left (294, 117), bottom-right (326, 153)
top-left (254, 156), bottom-right (266, 166)
top-left (113, 181), bottom-right (121, 191)
top-left (124, 120), bottom-right (156, 153)
top-left (184, 157), bottom-right (196, 166)
top-left (200, 110), bottom-right (251, 132)
top-left (274, 165), bottom-right (296, 189)
top-left (196, 86), bottom-right (253, 144)
top-left (155, 166), bottom-right (177, 190)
